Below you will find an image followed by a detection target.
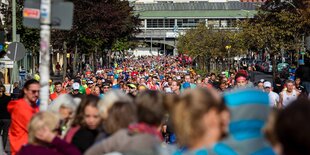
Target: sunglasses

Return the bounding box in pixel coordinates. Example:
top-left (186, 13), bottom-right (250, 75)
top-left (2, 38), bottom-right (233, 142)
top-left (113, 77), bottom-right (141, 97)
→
top-left (29, 90), bottom-right (40, 94)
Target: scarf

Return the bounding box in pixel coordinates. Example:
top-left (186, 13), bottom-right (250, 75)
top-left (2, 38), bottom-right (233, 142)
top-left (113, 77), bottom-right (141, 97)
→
top-left (128, 123), bottom-right (163, 141)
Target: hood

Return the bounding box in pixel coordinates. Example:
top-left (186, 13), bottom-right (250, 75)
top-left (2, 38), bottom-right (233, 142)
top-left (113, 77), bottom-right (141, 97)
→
top-left (223, 89), bottom-right (270, 140)
top-left (7, 99), bottom-right (20, 114)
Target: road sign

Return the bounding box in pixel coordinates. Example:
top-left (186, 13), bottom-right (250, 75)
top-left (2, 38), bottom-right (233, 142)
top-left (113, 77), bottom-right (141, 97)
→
top-left (23, 0), bottom-right (74, 30)
top-left (7, 42), bottom-right (26, 61)
top-left (23, 8), bottom-right (40, 19)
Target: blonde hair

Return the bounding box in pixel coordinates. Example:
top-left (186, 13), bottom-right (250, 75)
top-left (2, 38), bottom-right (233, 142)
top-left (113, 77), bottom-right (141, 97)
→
top-left (98, 90), bottom-right (133, 120)
top-left (28, 112), bottom-right (60, 144)
top-left (172, 88), bottom-right (224, 147)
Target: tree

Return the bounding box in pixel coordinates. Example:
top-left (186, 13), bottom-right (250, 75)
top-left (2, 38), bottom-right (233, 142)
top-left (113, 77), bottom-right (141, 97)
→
top-left (0, 0), bottom-right (40, 75)
top-left (177, 23), bottom-right (246, 72)
top-left (240, 0), bottom-right (310, 78)
top-left (52, 0), bottom-right (140, 75)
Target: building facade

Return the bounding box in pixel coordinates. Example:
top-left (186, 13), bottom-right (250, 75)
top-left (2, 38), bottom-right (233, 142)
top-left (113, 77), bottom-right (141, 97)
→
top-left (133, 2), bottom-right (259, 55)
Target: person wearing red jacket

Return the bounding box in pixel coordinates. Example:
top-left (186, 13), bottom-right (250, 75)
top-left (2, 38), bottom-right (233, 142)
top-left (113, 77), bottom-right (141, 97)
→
top-left (7, 79), bottom-right (40, 155)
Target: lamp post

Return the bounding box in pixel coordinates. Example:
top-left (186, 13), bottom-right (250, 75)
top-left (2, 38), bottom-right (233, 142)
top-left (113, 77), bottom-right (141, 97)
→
top-left (225, 45), bottom-right (232, 72)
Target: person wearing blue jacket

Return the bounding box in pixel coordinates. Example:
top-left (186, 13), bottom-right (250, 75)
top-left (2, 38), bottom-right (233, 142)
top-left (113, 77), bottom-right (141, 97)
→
top-left (208, 89), bottom-right (276, 155)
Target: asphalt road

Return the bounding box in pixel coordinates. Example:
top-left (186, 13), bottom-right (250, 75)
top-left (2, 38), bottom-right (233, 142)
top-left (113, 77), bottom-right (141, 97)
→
top-left (252, 71), bottom-right (273, 84)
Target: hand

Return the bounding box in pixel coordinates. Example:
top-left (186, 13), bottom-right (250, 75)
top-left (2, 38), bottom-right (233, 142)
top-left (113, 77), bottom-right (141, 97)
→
top-left (35, 126), bottom-right (56, 143)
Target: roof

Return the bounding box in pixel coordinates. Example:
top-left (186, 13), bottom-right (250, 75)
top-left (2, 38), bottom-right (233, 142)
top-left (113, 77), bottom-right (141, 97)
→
top-left (137, 10), bottom-right (257, 18)
top-left (133, 2), bottom-right (261, 11)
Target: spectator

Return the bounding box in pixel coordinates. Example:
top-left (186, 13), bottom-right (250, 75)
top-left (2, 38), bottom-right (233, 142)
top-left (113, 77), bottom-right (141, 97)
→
top-left (17, 112), bottom-right (81, 155)
top-left (12, 82), bottom-right (21, 99)
top-left (85, 90), bottom-right (165, 155)
top-left (66, 95), bottom-right (102, 153)
top-left (48, 94), bottom-right (80, 138)
top-left (0, 85), bottom-right (11, 152)
top-left (8, 79), bottom-right (40, 155)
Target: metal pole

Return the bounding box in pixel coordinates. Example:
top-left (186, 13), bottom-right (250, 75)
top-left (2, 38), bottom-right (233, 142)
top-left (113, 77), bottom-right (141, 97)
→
top-left (151, 31), bottom-right (153, 55)
top-left (164, 17), bottom-right (166, 56)
top-left (12, 0), bottom-right (16, 42)
top-left (9, 0), bottom-right (17, 93)
top-left (39, 0), bottom-right (51, 111)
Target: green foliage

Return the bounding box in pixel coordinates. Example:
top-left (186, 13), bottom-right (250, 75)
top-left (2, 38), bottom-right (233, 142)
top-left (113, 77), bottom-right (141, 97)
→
top-left (1, 0), bottom-right (40, 51)
top-left (177, 23), bottom-right (246, 71)
top-left (52, 0), bottom-right (141, 52)
top-left (240, 0), bottom-right (310, 77)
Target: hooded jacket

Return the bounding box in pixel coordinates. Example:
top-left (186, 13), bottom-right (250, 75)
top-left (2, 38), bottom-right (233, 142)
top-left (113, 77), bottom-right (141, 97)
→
top-left (209, 89), bottom-right (275, 155)
top-left (7, 98), bottom-right (39, 155)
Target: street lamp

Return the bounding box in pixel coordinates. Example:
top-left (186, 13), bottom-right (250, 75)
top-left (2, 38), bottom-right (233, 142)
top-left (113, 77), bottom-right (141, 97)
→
top-left (225, 45), bottom-right (232, 72)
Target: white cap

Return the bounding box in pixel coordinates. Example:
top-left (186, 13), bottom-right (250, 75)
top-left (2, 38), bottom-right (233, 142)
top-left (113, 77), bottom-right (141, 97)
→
top-left (264, 81), bottom-right (272, 88)
top-left (72, 82), bottom-right (80, 90)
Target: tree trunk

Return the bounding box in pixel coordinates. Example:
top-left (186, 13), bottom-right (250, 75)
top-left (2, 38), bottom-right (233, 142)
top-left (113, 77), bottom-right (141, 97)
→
top-left (207, 57), bottom-right (211, 73)
top-left (32, 48), bottom-right (36, 76)
top-left (108, 50), bottom-right (111, 68)
top-left (73, 44), bottom-right (78, 76)
top-left (62, 41), bottom-right (67, 80)
top-left (93, 47), bottom-right (97, 71)
top-left (272, 53), bottom-right (277, 80)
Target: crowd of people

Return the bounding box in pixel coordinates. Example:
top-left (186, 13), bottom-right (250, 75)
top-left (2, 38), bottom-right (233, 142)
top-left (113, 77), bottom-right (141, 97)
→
top-left (0, 56), bottom-right (310, 155)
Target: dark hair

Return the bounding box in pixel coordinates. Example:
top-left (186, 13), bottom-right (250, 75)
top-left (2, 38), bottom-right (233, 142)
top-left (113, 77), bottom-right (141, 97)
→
top-left (235, 73), bottom-right (247, 81)
top-left (134, 90), bottom-right (165, 126)
top-left (72, 95), bottom-right (100, 128)
top-left (275, 98), bottom-right (310, 155)
top-left (104, 101), bottom-right (137, 134)
top-left (20, 79), bottom-right (39, 98)
top-left (24, 79), bottom-right (39, 90)
top-left (54, 82), bottom-right (62, 86)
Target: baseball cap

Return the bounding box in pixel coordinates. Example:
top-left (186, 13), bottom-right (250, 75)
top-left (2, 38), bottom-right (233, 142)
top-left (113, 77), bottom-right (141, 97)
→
top-left (87, 80), bottom-right (94, 84)
top-left (263, 81), bottom-right (272, 88)
top-left (72, 83), bottom-right (80, 90)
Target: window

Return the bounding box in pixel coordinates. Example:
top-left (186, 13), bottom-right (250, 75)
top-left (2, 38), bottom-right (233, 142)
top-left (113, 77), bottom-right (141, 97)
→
top-left (146, 19), bottom-right (175, 28)
top-left (177, 18), bottom-right (204, 28)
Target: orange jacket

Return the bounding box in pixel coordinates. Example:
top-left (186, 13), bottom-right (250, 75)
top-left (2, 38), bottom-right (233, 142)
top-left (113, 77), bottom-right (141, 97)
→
top-left (7, 98), bottom-right (39, 155)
